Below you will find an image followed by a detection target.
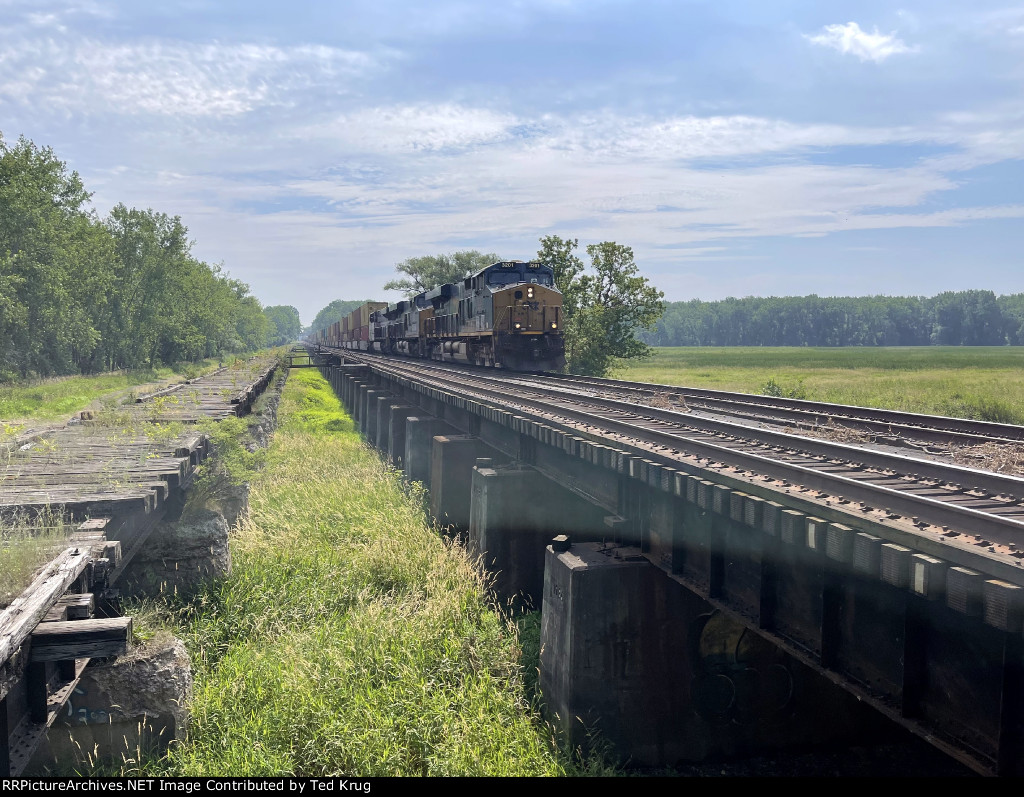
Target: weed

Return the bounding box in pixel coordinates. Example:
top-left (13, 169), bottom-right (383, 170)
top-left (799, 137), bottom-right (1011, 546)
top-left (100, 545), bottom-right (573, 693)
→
top-left (0, 360), bottom-right (224, 423)
top-left (147, 395), bottom-right (181, 423)
top-left (0, 508), bottom-right (74, 607)
top-left (761, 377), bottom-right (810, 400)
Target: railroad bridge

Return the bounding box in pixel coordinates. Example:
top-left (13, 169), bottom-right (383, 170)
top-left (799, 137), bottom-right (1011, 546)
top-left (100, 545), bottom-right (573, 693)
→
top-left (310, 347), bottom-right (1024, 776)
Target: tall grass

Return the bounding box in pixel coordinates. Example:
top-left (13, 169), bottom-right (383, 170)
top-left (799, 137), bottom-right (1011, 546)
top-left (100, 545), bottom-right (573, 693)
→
top-left (137, 368), bottom-right (566, 776)
top-left (617, 347), bottom-right (1024, 425)
top-left (0, 509), bottom-right (74, 608)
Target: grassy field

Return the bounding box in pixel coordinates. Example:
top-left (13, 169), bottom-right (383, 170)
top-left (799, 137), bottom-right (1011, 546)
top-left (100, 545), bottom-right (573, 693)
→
top-left (614, 347), bottom-right (1024, 425)
top-left (128, 368), bottom-right (576, 777)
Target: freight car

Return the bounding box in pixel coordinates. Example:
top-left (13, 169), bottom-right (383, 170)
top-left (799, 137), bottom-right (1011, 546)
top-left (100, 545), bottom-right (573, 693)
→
top-left (311, 260), bottom-right (566, 372)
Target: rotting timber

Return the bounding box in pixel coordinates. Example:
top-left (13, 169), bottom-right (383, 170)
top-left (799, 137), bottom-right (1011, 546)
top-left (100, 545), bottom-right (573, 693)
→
top-left (310, 345), bottom-right (1024, 776)
top-left (0, 357), bottom-right (278, 775)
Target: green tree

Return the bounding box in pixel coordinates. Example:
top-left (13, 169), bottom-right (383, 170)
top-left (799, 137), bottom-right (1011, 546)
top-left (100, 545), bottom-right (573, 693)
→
top-left (264, 305), bottom-right (302, 346)
top-left (104, 205), bottom-right (268, 367)
top-left (538, 236), bottom-right (665, 376)
top-left (104, 205), bottom-right (193, 367)
top-left (232, 291), bottom-right (272, 353)
top-left (383, 250), bottom-right (501, 296)
top-left (0, 134), bottom-right (110, 377)
top-left (537, 235), bottom-right (585, 318)
top-left (0, 131), bottom-right (270, 379)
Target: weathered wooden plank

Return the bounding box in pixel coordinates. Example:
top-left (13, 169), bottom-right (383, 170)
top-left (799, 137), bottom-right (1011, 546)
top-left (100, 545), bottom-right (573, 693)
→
top-left (29, 617), bottom-right (132, 662)
top-left (0, 549), bottom-right (91, 679)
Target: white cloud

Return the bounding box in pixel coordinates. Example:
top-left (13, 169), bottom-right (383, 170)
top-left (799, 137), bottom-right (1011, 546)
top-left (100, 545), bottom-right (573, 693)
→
top-left (285, 106), bottom-right (935, 168)
top-left (0, 36), bottom-right (384, 117)
top-left (25, 12), bottom-right (63, 29)
top-left (805, 21), bottom-right (916, 63)
top-left (297, 105), bottom-right (519, 153)
top-left (84, 130), bottom-right (1019, 321)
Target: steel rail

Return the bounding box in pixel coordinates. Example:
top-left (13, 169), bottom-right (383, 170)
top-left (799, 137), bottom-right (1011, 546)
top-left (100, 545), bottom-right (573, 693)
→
top-left (495, 375), bottom-right (1024, 500)
top-left (345, 350), bottom-right (1024, 500)
top-left (525, 376), bottom-right (1013, 448)
top-left (536, 370), bottom-right (1024, 443)
top-left (340, 352), bottom-right (1024, 551)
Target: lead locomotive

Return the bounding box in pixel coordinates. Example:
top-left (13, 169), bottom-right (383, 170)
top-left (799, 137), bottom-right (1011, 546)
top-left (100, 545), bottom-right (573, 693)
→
top-left (313, 260), bottom-right (566, 372)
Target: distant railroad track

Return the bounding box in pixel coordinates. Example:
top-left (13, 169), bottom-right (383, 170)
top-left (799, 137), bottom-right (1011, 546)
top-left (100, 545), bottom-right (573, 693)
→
top-left (534, 371), bottom-right (1024, 448)
top-left (333, 349), bottom-right (1024, 576)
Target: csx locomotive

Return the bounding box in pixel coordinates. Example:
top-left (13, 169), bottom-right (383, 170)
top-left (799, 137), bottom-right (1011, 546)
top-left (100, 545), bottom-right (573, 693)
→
top-left (311, 260), bottom-right (566, 372)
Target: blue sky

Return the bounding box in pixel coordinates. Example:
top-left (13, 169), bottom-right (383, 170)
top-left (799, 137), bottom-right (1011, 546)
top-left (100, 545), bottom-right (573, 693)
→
top-left (1, 1), bottom-right (1021, 325)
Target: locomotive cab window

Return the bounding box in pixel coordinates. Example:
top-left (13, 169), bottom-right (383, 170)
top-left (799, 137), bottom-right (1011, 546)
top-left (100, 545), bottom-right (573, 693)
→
top-left (487, 271), bottom-right (522, 286)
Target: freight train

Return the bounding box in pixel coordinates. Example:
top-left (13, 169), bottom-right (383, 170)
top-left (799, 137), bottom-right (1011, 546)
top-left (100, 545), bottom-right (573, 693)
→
top-left (310, 260), bottom-right (566, 372)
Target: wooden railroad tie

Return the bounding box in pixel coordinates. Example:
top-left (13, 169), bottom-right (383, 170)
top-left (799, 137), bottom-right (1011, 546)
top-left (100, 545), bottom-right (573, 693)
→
top-left (30, 617), bottom-right (132, 663)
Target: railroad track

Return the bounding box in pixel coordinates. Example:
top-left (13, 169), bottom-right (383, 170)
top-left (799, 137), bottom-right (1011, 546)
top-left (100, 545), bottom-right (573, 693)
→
top-left (335, 350), bottom-right (1024, 572)
top-left (533, 371), bottom-right (1024, 448)
top-left (330, 350), bottom-right (1024, 450)
top-left (1, 356), bottom-right (282, 776)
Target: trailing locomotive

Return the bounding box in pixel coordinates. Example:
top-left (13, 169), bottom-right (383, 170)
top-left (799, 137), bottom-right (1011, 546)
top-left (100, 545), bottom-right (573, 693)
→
top-left (312, 260), bottom-right (566, 372)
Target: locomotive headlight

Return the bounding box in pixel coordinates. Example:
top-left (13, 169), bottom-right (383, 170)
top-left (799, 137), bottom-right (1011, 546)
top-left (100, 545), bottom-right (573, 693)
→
top-left (514, 322), bottom-right (522, 329)
top-left (551, 322), bottom-right (557, 329)
top-left (527, 287), bottom-right (534, 298)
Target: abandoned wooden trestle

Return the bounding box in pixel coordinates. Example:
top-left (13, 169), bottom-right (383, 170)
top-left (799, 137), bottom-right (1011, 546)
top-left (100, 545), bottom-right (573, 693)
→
top-left (0, 358), bottom-right (278, 775)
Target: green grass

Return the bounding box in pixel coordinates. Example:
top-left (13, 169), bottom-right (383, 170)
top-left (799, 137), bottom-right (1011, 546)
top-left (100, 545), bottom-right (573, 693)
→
top-left (129, 368), bottom-right (571, 776)
top-left (0, 510), bottom-right (73, 608)
top-left (615, 347), bottom-right (1024, 425)
top-left (0, 360), bottom-right (224, 424)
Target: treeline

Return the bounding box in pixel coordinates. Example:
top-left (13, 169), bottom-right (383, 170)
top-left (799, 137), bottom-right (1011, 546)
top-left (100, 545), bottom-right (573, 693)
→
top-left (0, 133), bottom-right (274, 381)
top-left (640, 292), bottom-right (1024, 347)
top-left (264, 305), bottom-right (302, 346)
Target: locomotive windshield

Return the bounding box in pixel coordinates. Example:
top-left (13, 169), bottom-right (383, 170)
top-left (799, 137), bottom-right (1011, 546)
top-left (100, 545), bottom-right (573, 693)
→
top-left (487, 271), bottom-right (521, 286)
top-left (486, 267), bottom-right (555, 287)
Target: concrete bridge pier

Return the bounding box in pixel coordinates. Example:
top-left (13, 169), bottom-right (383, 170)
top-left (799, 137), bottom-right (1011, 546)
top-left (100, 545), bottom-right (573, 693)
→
top-left (361, 389), bottom-right (389, 442)
top-left (334, 364), bottom-right (361, 400)
top-left (404, 417), bottom-right (456, 486)
top-left (339, 366), bottom-right (366, 409)
top-left (350, 381), bottom-right (368, 426)
top-left (386, 404), bottom-right (420, 468)
top-left (372, 394), bottom-right (397, 451)
top-left (429, 436), bottom-right (498, 534)
top-left (539, 539), bottom-right (896, 767)
top-left (468, 463), bottom-right (612, 607)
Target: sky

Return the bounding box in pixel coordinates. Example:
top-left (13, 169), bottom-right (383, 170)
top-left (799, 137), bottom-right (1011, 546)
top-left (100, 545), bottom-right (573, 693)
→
top-left (1, 1), bottom-right (1022, 325)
